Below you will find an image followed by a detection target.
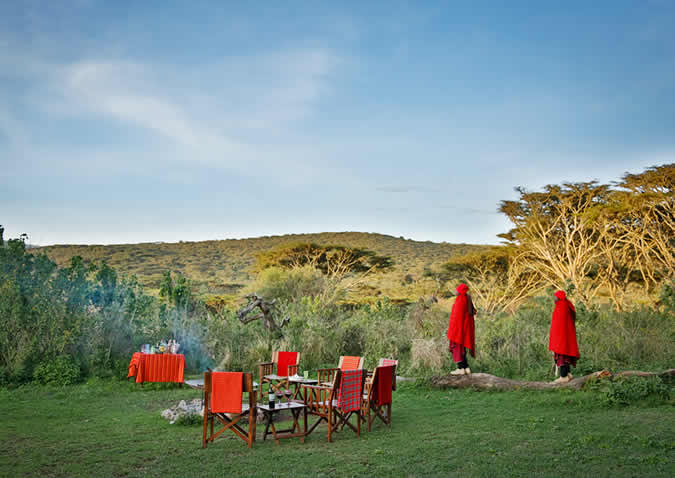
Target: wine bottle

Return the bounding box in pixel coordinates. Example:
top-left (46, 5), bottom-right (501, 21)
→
top-left (268, 384), bottom-right (275, 409)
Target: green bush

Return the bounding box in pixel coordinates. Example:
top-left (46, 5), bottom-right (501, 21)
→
top-left (175, 413), bottom-right (202, 426)
top-left (33, 357), bottom-right (82, 386)
top-left (603, 376), bottom-right (672, 406)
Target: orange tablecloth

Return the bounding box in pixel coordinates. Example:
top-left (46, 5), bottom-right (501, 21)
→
top-left (128, 352), bottom-right (143, 378)
top-left (128, 353), bottom-right (185, 384)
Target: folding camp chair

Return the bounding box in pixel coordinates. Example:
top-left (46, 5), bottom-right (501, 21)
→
top-left (377, 358), bottom-right (398, 390)
top-left (301, 368), bottom-right (341, 442)
top-left (258, 351), bottom-right (300, 400)
top-left (333, 369), bottom-right (367, 437)
top-left (362, 364), bottom-right (394, 431)
top-left (202, 371), bottom-right (257, 449)
top-left (338, 355), bottom-right (364, 370)
top-left (318, 356), bottom-right (364, 386)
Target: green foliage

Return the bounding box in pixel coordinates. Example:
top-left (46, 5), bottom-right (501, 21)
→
top-left (0, 228), bottom-right (190, 384)
top-left (471, 296), bottom-right (675, 380)
top-left (251, 266), bottom-right (330, 303)
top-left (602, 376), bottom-right (672, 406)
top-left (660, 280), bottom-right (675, 314)
top-left (174, 412), bottom-right (202, 426)
top-left (33, 357), bottom-right (81, 386)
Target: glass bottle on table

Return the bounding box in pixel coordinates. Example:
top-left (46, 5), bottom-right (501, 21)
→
top-left (268, 383), bottom-right (275, 409)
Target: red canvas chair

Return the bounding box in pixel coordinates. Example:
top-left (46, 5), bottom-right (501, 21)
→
top-left (377, 358), bottom-right (399, 390)
top-left (362, 365), bottom-right (395, 431)
top-left (202, 371), bottom-right (257, 449)
top-left (258, 351), bottom-right (300, 400)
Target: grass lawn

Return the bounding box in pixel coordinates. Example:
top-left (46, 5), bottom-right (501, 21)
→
top-left (1, 380), bottom-right (673, 477)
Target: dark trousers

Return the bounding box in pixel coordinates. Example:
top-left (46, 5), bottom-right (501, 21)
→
top-left (457, 356), bottom-right (469, 369)
top-left (560, 364), bottom-right (570, 377)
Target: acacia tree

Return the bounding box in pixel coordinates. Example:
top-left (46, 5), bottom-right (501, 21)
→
top-left (497, 164), bottom-right (674, 310)
top-left (254, 242), bottom-right (393, 302)
top-left (498, 182), bottom-right (612, 308)
top-left (613, 164), bottom-right (675, 292)
top-left (441, 246), bottom-right (545, 315)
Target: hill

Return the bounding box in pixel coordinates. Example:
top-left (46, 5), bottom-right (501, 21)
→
top-left (32, 232), bottom-right (491, 301)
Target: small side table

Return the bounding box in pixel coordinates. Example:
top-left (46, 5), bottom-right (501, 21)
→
top-left (258, 402), bottom-right (307, 445)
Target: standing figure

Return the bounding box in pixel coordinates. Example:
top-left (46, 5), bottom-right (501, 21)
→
top-left (447, 283), bottom-right (476, 375)
top-left (549, 290), bottom-right (580, 384)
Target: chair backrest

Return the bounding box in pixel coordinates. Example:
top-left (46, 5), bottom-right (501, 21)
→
top-left (273, 351), bottom-right (300, 376)
top-left (338, 356), bottom-right (364, 370)
top-left (336, 369), bottom-right (366, 412)
top-left (378, 358), bottom-right (398, 390)
top-left (304, 369), bottom-right (341, 415)
top-left (369, 365), bottom-right (394, 406)
top-left (204, 371), bottom-right (255, 414)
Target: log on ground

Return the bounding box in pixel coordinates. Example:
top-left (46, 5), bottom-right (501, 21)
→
top-left (430, 369), bottom-right (675, 391)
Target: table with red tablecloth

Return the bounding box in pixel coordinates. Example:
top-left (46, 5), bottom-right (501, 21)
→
top-left (127, 353), bottom-right (185, 384)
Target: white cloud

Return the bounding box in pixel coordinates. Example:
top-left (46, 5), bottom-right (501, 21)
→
top-left (1, 46), bottom-right (346, 185)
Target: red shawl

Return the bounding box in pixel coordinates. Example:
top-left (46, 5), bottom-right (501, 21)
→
top-left (548, 291), bottom-right (579, 358)
top-left (446, 284), bottom-right (476, 357)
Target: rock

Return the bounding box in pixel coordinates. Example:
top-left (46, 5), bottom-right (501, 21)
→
top-left (161, 398), bottom-right (204, 424)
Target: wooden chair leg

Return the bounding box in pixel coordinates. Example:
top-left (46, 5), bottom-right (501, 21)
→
top-left (202, 414), bottom-right (208, 448)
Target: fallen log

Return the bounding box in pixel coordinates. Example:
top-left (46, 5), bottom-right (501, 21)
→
top-left (431, 369), bottom-right (675, 391)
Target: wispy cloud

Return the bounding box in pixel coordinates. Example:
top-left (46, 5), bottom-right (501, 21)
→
top-left (1, 46), bottom-right (345, 184)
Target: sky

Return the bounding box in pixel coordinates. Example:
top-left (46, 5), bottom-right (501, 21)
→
top-left (1, 1), bottom-right (674, 246)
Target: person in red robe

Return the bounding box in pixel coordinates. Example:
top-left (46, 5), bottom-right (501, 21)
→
top-left (549, 290), bottom-right (580, 383)
top-left (446, 283), bottom-right (476, 375)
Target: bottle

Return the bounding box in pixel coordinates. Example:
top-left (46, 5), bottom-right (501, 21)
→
top-left (268, 384), bottom-right (275, 409)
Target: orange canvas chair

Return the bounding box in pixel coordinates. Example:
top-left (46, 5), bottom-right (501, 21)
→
top-left (338, 355), bottom-right (364, 370)
top-left (318, 356), bottom-right (364, 386)
top-left (202, 371), bottom-right (257, 449)
top-left (258, 351), bottom-right (300, 400)
top-left (362, 364), bottom-right (395, 431)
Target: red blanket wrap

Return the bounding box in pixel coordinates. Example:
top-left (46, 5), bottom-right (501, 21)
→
top-left (446, 285), bottom-right (475, 358)
top-left (549, 296), bottom-right (579, 360)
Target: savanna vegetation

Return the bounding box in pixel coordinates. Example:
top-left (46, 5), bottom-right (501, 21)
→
top-left (1, 164), bottom-right (673, 387)
top-left (2, 164), bottom-right (674, 477)
top-left (32, 232), bottom-right (489, 302)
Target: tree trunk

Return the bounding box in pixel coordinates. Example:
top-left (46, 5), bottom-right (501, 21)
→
top-left (431, 369), bottom-right (675, 391)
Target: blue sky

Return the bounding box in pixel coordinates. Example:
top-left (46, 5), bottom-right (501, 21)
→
top-left (1, 1), bottom-right (674, 245)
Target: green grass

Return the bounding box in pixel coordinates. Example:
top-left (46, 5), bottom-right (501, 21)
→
top-left (1, 381), bottom-right (673, 477)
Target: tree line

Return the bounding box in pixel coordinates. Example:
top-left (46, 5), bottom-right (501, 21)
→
top-left (439, 164), bottom-right (674, 313)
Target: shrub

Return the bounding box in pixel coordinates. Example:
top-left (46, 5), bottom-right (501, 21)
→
top-left (175, 413), bottom-right (202, 426)
top-left (603, 376), bottom-right (672, 406)
top-left (33, 357), bottom-right (82, 386)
